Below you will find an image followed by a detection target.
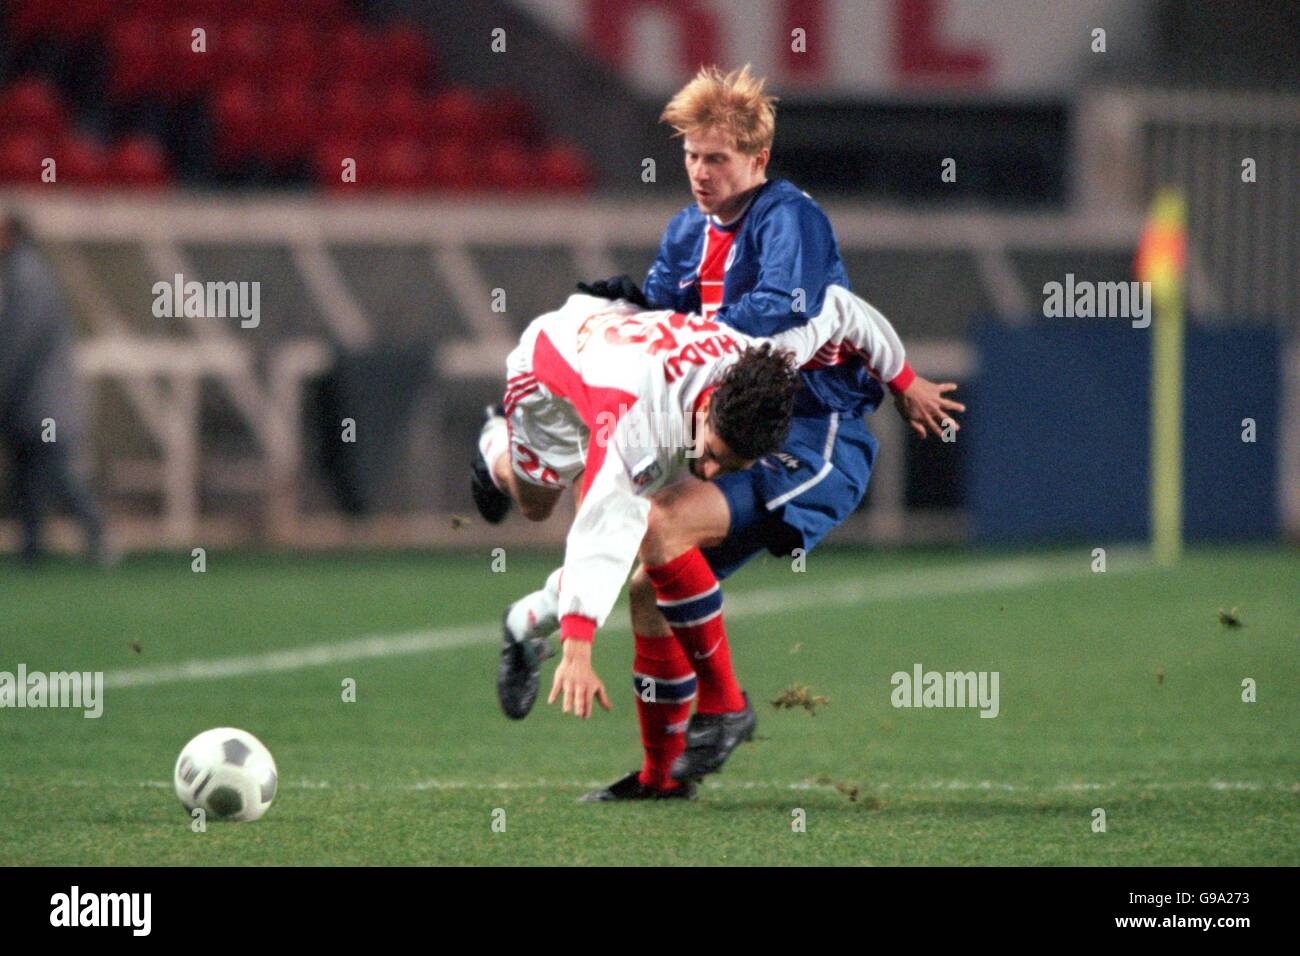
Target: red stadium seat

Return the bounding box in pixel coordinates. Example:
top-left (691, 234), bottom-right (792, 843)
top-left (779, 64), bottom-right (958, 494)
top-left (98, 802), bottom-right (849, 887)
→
top-left (182, 0), bottom-right (233, 24)
top-left (321, 81), bottom-right (369, 142)
top-left (49, 0), bottom-right (114, 42)
top-left (106, 18), bottom-right (164, 102)
top-left (211, 81), bottom-right (263, 168)
top-left (483, 140), bottom-right (537, 192)
top-left (106, 136), bottom-right (172, 188)
top-left (0, 78), bottom-right (67, 142)
top-left (163, 19), bottom-right (221, 102)
top-left (377, 23), bottom-right (436, 88)
top-left (247, 0), bottom-right (298, 23)
top-left (58, 132), bottom-right (109, 187)
top-left (482, 91), bottom-right (539, 143)
top-left (428, 86), bottom-right (485, 141)
top-left (296, 0), bottom-right (348, 24)
top-left (262, 82), bottom-right (318, 167)
top-left (427, 140), bottom-right (474, 192)
top-left (218, 18), bottom-right (274, 88)
top-left (271, 22), bottom-right (325, 89)
top-left (374, 137), bottom-right (427, 192)
top-left (7, 0), bottom-right (64, 46)
top-left (327, 24), bottom-right (384, 86)
top-left (538, 142), bottom-right (592, 192)
top-left (375, 86), bottom-right (423, 139)
top-left (0, 132), bottom-right (48, 185)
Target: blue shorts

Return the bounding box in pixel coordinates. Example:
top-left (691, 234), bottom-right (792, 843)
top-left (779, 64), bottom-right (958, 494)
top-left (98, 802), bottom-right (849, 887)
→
top-left (702, 412), bottom-right (877, 580)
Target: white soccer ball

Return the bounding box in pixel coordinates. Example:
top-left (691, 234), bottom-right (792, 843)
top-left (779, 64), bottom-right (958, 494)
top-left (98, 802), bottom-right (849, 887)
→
top-left (174, 727), bottom-right (278, 823)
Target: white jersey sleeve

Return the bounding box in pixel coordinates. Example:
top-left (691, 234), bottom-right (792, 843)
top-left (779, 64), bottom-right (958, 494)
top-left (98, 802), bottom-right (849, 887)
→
top-left (555, 423), bottom-right (652, 639)
top-left (770, 285), bottom-right (914, 391)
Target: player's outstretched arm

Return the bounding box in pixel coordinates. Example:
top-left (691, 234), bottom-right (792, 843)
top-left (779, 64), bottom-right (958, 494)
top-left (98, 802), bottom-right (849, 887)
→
top-left (545, 423), bottom-right (653, 719)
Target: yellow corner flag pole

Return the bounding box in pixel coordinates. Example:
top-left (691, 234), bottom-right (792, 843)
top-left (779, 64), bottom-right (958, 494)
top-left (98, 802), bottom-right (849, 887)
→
top-left (1137, 189), bottom-right (1188, 567)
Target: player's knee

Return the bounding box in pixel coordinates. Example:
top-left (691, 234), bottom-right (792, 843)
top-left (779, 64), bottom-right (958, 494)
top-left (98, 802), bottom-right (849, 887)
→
top-left (641, 500), bottom-right (675, 561)
top-left (628, 566), bottom-right (655, 606)
top-left (642, 489), bottom-right (697, 563)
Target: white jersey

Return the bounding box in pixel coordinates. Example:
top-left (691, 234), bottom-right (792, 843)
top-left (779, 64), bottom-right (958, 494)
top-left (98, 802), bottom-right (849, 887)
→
top-left (504, 285), bottom-right (910, 639)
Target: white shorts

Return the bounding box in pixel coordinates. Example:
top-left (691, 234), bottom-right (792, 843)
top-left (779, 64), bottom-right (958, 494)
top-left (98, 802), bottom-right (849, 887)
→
top-left (502, 322), bottom-right (587, 489)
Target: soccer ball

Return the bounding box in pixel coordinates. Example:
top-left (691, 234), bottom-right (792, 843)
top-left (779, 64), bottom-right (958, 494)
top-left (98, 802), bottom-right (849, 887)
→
top-left (174, 727), bottom-right (278, 822)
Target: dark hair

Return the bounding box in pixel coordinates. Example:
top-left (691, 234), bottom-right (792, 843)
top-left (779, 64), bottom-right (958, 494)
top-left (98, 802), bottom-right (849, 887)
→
top-left (710, 343), bottom-right (799, 460)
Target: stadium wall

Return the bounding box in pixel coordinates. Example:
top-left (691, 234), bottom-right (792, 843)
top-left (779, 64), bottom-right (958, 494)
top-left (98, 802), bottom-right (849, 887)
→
top-left (970, 320), bottom-right (1284, 543)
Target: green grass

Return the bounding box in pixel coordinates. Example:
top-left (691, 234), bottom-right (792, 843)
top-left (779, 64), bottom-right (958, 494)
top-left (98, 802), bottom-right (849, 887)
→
top-left (1, 544), bottom-right (1296, 866)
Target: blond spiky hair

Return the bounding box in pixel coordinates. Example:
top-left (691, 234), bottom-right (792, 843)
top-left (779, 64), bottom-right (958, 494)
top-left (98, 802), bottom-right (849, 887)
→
top-left (659, 64), bottom-right (778, 155)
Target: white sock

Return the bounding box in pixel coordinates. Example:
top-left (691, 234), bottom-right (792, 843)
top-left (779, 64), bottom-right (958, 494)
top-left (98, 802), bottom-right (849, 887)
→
top-left (505, 567), bottom-right (563, 642)
top-left (479, 416), bottom-right (509, 490)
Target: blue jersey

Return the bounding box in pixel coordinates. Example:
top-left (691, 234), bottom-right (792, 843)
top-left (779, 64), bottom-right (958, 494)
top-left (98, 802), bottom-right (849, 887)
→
top-left (642, 178), bottom-right (883, 418)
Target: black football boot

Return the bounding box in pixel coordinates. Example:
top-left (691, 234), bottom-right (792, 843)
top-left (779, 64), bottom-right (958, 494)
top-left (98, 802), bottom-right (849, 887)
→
top-left (471, 405), bottom-right (512, 524)
top-left (579, 770), bottom-right (698, 803)
top-left (670, 692), bottom-right (756, 782)
top-left (496, 603), bottom-right (553, 720)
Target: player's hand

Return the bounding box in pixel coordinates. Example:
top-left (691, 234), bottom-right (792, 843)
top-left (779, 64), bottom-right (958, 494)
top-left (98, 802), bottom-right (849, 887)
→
top-left (547, 639), bottom-right (612, 719)
top-left (894, 375), bottom-right (965, 439)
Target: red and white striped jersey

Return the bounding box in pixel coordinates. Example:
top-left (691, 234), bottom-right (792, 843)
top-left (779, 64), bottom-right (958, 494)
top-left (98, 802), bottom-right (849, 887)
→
top-left (514, 286), bottom-right (912, 638)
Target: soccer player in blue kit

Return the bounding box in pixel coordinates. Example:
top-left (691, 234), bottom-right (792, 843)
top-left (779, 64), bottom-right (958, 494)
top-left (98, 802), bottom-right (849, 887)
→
top-left (478, 65), bottom-right (964, 801)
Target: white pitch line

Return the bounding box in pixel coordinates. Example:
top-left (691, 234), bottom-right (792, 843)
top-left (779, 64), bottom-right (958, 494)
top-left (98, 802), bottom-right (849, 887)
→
top-left (19, 778), bottom-right (1291, 794)
top-left (103, 551), bottom-right (1151, 690)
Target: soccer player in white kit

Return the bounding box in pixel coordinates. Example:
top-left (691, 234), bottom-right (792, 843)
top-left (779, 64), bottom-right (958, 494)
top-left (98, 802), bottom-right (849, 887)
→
top-left (473, 285), bottom-right (912, 772)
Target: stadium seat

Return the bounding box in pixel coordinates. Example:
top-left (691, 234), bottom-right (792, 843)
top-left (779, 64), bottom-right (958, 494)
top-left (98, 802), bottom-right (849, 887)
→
top-left (212, 81), bottom-right (264, 168)
top-left (58, 132), bottom-right (109, 186)
top-left (427, 140), bottom-right (474, 192)
top-left (106, 136), bottom-right (172, 188)
top-left (537, 142), bottom-right (592, 192)
top-left (328, 24), bottom-right (384, 87)
top-left (262, 82), bottom-right (317, 167)
top-left (374, 138), bottom-right (427, 192)
top-left (164, 19), bottom-right (220, 102)
top-left (375, 86), bottom-right (424, 139)
top-left (483, 140), bottom-right (537, 192)
top-left (219, 18), bottom-right (274, 88)
top-left (0, 78), bottom-right (67, 142)
top-left (106, 18), bottom-right (164, 102)
top-left (321, 82), bottom-right (369, 142)
top-left (46, 0), bottom-right (114, 43)
top-left (0, 132), bottom-right (47, 185)
top-left (272, 22), bottom-right (325, 89)
top-left (377, 23), bottom-right (436, 88)
top-left (428, 87), bottom-right (485, 141)
top-left (7, 0), bottom-right (64, 46)
top-left (482, 91), bottom-right (539, 143)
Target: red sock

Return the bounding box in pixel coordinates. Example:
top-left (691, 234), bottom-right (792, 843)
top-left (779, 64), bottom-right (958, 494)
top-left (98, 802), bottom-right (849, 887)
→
top-left (633, 632), bottom-right (695, 791)
top-left (645, 548), bottom-right (745, 714)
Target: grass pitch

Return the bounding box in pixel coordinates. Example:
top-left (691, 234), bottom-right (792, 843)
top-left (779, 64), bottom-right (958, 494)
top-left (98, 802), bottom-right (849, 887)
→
top-left (1, 544), bottom-right (1296, 866)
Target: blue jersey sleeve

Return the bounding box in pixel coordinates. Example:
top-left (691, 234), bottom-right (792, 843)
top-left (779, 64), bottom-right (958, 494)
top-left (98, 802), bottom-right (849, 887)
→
top-left (642, 209), bottom-right (693, 311)
top-left (714, 200), bottom-right (846, 337)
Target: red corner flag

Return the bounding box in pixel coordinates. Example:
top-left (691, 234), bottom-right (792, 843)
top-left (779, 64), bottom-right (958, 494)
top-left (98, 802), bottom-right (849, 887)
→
top-left (1135, 188), bottom-right (1187, 298)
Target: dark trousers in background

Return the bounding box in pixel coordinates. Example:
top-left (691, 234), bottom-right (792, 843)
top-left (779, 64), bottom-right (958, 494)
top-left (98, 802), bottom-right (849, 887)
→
top-left (2, 431), bottom-right (104, 561)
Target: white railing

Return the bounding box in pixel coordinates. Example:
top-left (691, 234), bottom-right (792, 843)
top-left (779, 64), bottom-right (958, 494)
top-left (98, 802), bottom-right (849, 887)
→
top-left (7, 192), bottom-right (1291, 549)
